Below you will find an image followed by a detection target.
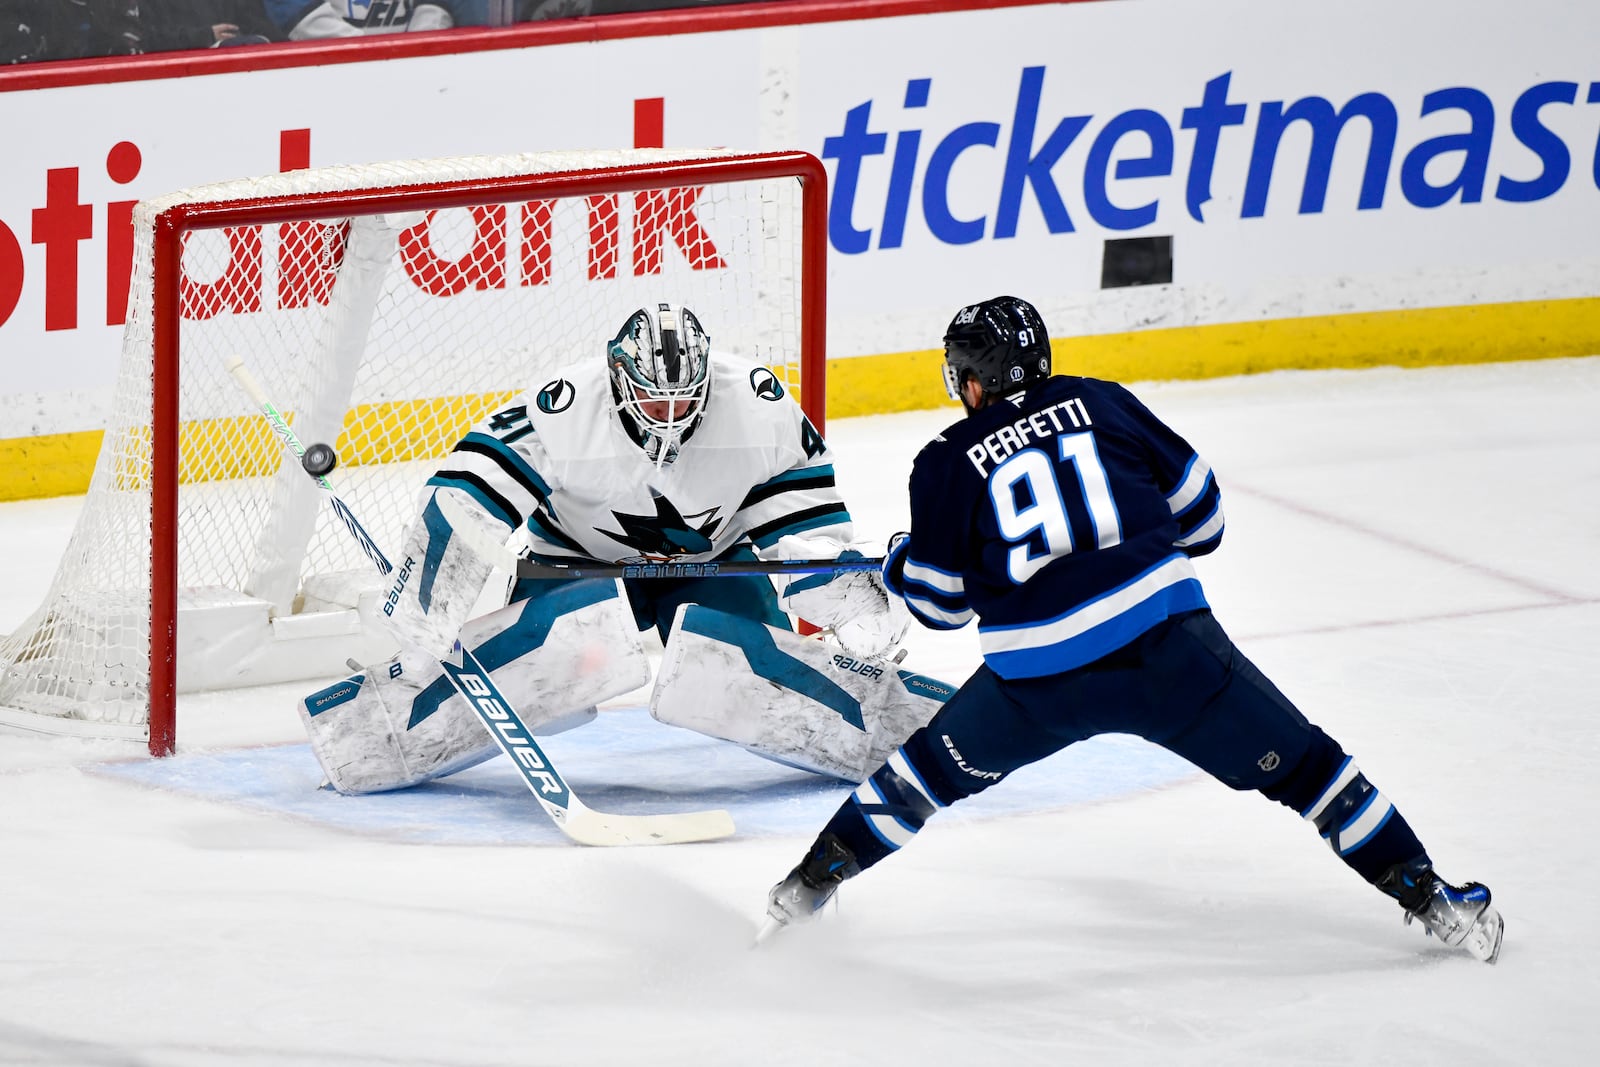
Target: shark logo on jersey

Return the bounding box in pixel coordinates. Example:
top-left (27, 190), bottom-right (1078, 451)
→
top-left (536, 379), bottom-right (576, 414)
top-left (749, 367), bottom-right (785, 402)
top-left (598, 491), bottom-right (725, 558)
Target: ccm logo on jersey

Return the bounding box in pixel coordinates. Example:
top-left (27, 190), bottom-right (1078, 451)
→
top-left (832, 654), bottom-right (884, 680)
top-left (454, 671), bottom-right (565, 797)
top-left (382, 556), bottom-right (416, 616)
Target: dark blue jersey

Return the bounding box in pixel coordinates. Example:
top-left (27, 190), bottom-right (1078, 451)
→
top-left (897, 376), bottom-right (1224, 678)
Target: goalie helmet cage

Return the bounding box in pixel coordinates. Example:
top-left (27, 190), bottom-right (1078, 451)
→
top-left (0, 148), bottom-right (828, 756)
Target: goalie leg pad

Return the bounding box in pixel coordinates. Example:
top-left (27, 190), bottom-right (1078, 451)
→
top-left (651, 604), bottom-right (954, 781)
top-left (302, 579), bottom-right (649, 794)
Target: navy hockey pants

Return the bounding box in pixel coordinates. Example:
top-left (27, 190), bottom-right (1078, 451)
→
top-left (905, 609), bottom-right (1322, 799)
top-left (833, 608), bottom-right (1427, 884)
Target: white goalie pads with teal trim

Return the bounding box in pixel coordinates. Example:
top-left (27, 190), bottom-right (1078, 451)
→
top-left (300, 578), bottom-right (648, 795)
top-left (651, 604), bottom-right (954, 781)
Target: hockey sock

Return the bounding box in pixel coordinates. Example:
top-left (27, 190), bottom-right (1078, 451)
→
top-left (818, 748), bottom-right (946, 872)
top-left (1299, 757), bottom-right (1428, 884)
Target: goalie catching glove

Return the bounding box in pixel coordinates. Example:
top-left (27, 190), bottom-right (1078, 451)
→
top-left (775, 534), bottom-right (909, 659)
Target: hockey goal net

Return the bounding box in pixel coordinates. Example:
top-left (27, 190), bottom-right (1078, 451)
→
top-left (0, 148), bottom-right (827, 755)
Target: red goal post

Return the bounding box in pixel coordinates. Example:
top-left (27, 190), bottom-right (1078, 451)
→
top-left (0, 148), bottom-right (828, 756)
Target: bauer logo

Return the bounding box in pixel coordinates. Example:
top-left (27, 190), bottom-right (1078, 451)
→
top-left (383, 556), bottom-right (416, 617)
top-left (831, 654), bottom-right (884, 680)
top-left (749, 366), bottom-right (785, 401)
top-left (446, 661), bottom-right (569, 802)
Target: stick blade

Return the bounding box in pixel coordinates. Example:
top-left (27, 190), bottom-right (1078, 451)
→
top-left (558, 799), bottom-right (736, 847)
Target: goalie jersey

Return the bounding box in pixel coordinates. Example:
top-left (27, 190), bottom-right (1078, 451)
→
top-left (896, 375), bottom-right (1224, 679)
top-left (381, 352), bottom-right (855, 655)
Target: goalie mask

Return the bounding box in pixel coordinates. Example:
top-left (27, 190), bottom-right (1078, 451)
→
top-left (608, 303), bottom-right (712, 466)
top-left (942, 295), bottom-right (1052, 411)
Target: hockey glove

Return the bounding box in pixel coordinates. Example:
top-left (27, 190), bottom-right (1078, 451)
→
top-left (775, 535), bottom-right (909, 659)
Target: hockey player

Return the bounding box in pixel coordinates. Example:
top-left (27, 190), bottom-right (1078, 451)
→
top-left (300, 302), bottom-right (941, 795)
top-left (761, 295), bottom-right (1504, 963)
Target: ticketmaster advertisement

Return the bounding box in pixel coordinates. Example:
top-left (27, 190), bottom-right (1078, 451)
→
top-left (1, 0), bottom-right (1597, 481)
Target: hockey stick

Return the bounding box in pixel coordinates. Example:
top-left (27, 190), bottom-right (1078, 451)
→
top-left (432, 491), bottom-right (885, 581)
top-left (438, 644), bottom-right (734, 845)
top-left (229, 359), bottom-right (733, 845)
top-left (223, 355), bottom-right (394, 576)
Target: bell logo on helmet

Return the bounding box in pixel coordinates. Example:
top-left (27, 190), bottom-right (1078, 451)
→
top-left (942, 295), bottom-right (1053, 405)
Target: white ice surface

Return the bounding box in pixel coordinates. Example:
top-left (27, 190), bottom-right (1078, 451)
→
top-left (2, 359), bottom-right (1598, 1065)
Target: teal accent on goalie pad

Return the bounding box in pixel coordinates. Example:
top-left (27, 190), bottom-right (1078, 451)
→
top-left (405, 579), bottom-right (618, 730)
top-left (680, 604), bottom-right (865, 730)
top-left (86, 709), bottom-right (1198, 847)
top-left (417, 496), bottom-right (452, 614)
top-left (303, 675), bottom-right (364, 718)
top-left (896, 671), bottom-right (956, 703)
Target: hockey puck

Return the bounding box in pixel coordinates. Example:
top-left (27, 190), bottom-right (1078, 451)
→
top-left (302, 442), bottom-right (338, 477)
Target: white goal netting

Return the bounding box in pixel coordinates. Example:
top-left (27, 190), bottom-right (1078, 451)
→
top-left (0, 149), bottom-right (825, 753)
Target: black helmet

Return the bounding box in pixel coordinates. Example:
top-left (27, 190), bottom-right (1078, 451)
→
top-left (942, 296), bottom-right (1051, 406)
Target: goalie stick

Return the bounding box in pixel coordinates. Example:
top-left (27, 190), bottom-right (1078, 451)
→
top-left (223, 355), bottom-right (394, 577)
top-left (432, 491), bottom-right (886, 581)
top-left (230, 356), bottom-right (734, 847)
top-left (438, 645), bottom-right (734, 846)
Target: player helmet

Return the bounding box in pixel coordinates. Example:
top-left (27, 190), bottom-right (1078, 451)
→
top-left (941, 295), bottom-right (1052, 409)
top-left (607, 303), bottom-right (712, 466)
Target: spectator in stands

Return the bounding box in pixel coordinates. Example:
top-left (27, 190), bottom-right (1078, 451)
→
top-left (1, 0), bottom-right (276, 63)
top-left (140, 1), bottom-right (277, 51)
top-left (0, 2), bottom-right (46, 62)
top-left (266, 0), bottom-right (492, 39)
top-left (519, 0), bottom-right (781, 19)
top-left (1, 0), bottom-right (144, 61)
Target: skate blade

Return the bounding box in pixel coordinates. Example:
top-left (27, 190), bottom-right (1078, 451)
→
top-left (1465, 906), bottom-right (1504, 964)
top-left (753, 916), bottom-right (785, 947)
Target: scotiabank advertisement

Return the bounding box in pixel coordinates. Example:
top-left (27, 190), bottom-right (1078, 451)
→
top-left (2, 0), bottom-right (1597, 442)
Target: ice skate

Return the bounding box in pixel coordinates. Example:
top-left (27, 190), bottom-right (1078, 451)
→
top-left (757, 833), bottom-right (859, 942)
top-left (1379, 859), bottom-right (1503, 963)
